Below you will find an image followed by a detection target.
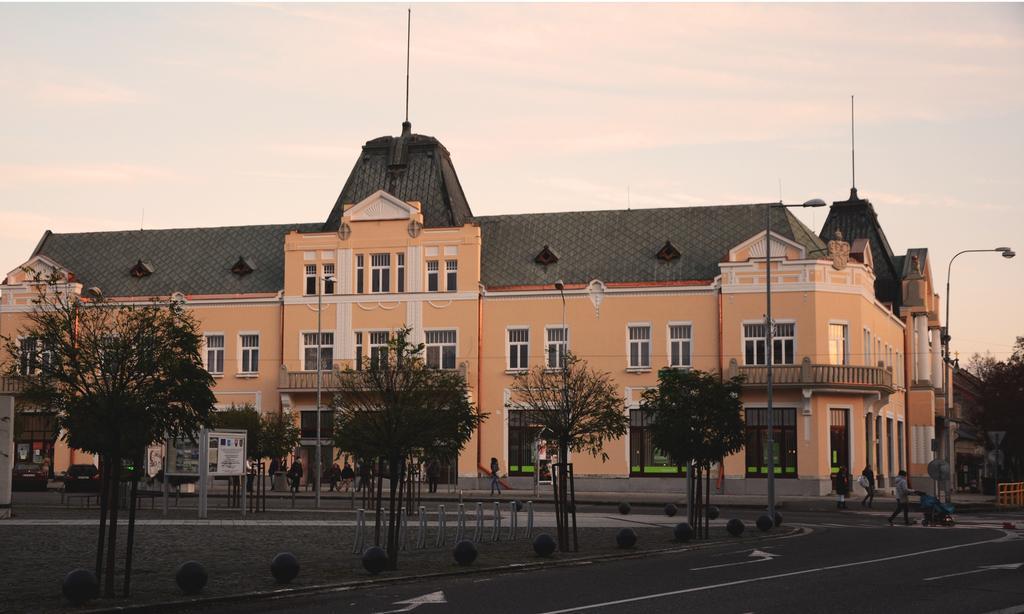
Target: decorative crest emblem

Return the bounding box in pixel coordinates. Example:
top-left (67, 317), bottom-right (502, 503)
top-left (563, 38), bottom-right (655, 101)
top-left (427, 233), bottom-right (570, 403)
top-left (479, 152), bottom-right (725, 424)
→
top-left (407, 220), bottom-right (422, 238)
top-left (828, 230), bottom-right (850, 270)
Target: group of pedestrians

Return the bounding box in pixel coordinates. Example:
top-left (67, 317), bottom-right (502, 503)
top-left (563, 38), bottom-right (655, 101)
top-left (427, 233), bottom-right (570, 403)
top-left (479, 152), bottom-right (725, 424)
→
top-left (834, 464), bottom-right (917, 525)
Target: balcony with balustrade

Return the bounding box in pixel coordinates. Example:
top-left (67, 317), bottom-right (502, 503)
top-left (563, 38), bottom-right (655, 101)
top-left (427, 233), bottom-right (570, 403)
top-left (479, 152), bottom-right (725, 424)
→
top-left (727, 356), bottom-right (894, 394)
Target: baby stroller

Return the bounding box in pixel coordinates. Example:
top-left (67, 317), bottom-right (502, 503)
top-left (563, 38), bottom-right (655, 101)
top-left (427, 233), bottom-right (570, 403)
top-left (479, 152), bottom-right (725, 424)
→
top-left (918, 493), bottom-right (955, 527)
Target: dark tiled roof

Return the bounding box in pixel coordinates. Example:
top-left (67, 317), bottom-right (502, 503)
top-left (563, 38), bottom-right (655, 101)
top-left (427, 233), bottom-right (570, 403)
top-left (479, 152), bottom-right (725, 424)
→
top-left (819, 188), bottom-right (902, 307)
top-left (31, 223), bottom-right (322, 297)
top-left (323, 122), bottom-right (473, 231)
top-left (476, 204), bottom-right (826, 288)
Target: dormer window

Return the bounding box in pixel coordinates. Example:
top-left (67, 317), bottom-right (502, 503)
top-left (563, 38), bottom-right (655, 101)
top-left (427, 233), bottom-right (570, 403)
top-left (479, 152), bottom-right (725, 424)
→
top-left (130, 259), bottom-right (154, 278)
top-left (656, 240), bottom-right (681, 262)
top-left (231, 256), bottom-right (255, 276)
top-left (535, 245), bottom-right (558, 266)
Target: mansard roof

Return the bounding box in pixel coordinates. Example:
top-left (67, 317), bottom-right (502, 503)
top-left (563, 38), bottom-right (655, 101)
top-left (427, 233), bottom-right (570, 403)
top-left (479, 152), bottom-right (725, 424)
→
top-left (819, 188), bottom-right (902, 307)
top-left (323, 122), bottom-right (473, 231)
top-left (28, 223), bottom-right (321, 298)
top-left (477, 204), bottom-right (826, 289)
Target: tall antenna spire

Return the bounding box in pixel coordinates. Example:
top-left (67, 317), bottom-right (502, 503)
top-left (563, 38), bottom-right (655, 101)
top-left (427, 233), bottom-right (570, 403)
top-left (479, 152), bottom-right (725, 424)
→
top-left (405, 8), bottom-right (411, 124)
top-left (851, 94), bottom-right (856, 190)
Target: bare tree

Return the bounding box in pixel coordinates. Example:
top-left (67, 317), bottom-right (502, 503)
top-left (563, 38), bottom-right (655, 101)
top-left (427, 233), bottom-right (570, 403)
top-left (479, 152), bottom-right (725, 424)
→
top-left (329, 328), bottom-right (482, 569)
top-left (509, 353), bottom-right (627, 551)
top-left (1, 274), bottom-right (214, 598)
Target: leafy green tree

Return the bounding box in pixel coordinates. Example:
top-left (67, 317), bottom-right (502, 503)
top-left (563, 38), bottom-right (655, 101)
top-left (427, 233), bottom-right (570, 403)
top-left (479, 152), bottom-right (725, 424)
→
top-left (972, 336), bottom-right (1024, 480)
top-left (211, 404), bottom-right (261, 458)
top-left (509, 353), bottom-right (627, 551)
top-left (1, 275), bottom-right (215, 598)
top-left (257, 409), bottom-right (301, 462)
top-left (329, 327), bottom-right (482, 569)
top-left (642, 368), bottom-right (745, 538)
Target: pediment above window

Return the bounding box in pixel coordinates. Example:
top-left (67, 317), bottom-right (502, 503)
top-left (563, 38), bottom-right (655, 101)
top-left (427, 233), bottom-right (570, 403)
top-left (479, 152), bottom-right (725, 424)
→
top-left (344, 190), bottom-right (422, 222)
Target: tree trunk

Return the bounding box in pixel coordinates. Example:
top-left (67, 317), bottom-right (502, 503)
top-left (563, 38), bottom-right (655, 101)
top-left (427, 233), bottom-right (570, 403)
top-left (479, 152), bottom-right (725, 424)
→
top-left (95, 454), bottom-right (110, 583)
top-left (705, 466), bottom-right (712, 539)
top-left (373, 456), bottom-right (385, 546)
top-left (103, 454), bottom-right (121, 598)
top-left (388, 456), bottom-right (406, 570)
top-left (122, 473), bottom-right (139, 596)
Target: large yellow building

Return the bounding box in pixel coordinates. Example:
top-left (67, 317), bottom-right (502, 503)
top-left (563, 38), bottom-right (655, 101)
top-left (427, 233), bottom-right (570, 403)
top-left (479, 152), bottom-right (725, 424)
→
top-left (0, 122), bottom-right (950, 495)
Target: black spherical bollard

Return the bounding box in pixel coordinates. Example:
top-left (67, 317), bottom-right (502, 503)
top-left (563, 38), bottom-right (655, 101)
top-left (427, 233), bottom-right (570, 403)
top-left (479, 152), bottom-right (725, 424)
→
top-left (673, 522), bottom-right (694, 542)
top-left (175, 561), bottom-right (208, 595)
top-left (453, 540), bottom-right (478, 566)
top-left (512, 500), bottom-right (524, 512)
top-left (664, 503), bottom-right (678, 517)
top-left (774, 512), bottom-right (784, 527)
top-left (726, 518), bottom-right (745, 537)
top-left (270, 552), bottom-right (300, 584)
top-left (533, 533), bottom-right (557, 558)
top-left (756, 515), bottom-right (774, 532)
top-left (706, 505), bottom-right (720, 520)
top-left (616, 528), bottom-right (637, 549)
top-left (618, 502), bottom-right (631, 515)
top-left (361, 546), bottom-right (388, 575)
top-left (62, 569), bottom-right (98, 606)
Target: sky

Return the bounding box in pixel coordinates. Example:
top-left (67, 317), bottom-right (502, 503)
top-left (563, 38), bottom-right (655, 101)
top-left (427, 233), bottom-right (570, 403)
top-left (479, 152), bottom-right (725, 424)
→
top-left (0, 3), bottom-right (1022, 361)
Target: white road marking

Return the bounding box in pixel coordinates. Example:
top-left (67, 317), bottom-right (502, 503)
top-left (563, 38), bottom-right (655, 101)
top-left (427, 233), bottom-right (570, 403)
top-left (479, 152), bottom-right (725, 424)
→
top-left (691, 549), bottom-right (780, 571)
top-left (536, 534), bottom-right (1006, 614)
top-left (924, 562), bottom-right (1024, 581)
top-left (372, 590), bottom-right (446, 614)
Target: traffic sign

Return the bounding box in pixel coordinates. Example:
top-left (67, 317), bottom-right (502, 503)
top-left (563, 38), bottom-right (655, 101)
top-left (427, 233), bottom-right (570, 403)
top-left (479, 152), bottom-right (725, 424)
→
top-left (988, 450), bottom-right (1004, 466)
top-left (988, 431), bottom-right (1007, 448)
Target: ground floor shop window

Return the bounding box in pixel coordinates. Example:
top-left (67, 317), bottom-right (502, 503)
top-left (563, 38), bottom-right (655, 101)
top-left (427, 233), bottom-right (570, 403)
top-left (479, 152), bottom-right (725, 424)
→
top-left (508, 410), bottom-right (542, 476)
top-left (829, 408), bottom-right (849, 474)
top-left (629, 409), bottom-right (683, 476)
top-left (745, 408), bottom-right (797, 477)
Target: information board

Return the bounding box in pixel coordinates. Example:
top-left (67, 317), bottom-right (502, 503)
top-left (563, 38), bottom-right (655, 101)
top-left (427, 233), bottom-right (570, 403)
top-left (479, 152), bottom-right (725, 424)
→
top-left (166, 437), bottom-right (201, 476)
top-left (207, 431), bottom-right (246, 476)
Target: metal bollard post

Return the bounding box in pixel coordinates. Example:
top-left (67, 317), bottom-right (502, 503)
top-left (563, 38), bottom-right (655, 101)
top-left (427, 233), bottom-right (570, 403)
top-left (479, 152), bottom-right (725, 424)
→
top-left (472, 502), bottom-right (484, 543)
top-left (508, 501), bottom-right (518, 541)
top-left (456, 503), bottom-right (466, 543)
top-left (491, 501), bottom-right (501, 542)
top-left (526, 501), bottom-right (534, 539)
top-left (436, 504), bottom-right (447, 548)
top-left (417, 505), bottom-right (427, 549)
top-left (400, 506), bottom-right (409, 551)
top-left (352, 508), bottom-right (366, 554)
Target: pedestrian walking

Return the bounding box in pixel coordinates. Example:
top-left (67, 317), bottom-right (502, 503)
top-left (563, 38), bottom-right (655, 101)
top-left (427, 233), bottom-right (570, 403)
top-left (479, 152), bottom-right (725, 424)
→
top-left (357, 459), bottom-right (372, 493)
top-left (340, 459), bottom-right (355, 492)
top-left (245, 458), bottom-right (255, 493)
top-left (287, 458), bottom-right (304, 494)
top-left (269, 457), bottom-right (280, 491)
top-left (888, 470), bottom-right (916, 526)
top-left (835, 466), bottom-right (851, 509)
top-left (859, 465), bottom-right (875, 508)
top-left (328, 462), bottom-right (342, 492)
top-left (489, 457), bottom-right (502, 496)
top-left (426, 459), bottom-right (441, 494)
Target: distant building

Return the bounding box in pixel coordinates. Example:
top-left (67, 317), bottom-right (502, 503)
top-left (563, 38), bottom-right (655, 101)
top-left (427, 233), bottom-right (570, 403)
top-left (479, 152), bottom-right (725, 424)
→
top-left (1, 122), bottom-right (949, 495)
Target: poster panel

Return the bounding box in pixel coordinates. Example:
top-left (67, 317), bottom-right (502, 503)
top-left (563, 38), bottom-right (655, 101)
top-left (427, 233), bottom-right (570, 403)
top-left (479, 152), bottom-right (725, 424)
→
top-left (207, 431), bottom-right (246, 476)
top-left (166, 437), bottom-right (201, 476)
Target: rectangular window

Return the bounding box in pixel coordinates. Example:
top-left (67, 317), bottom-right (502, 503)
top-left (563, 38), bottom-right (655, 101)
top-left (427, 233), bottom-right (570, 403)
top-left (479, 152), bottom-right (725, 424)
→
top-left (355, 332), bottom-right (363, 371)
top-left (743, 322), bottom-right (795, 365)
top-left (425, 330), bottom-right (457, 370)
top-left (864, 329), bottom-right (872, 366)
top-left (828, 323), bottom-right (848, 365)
top-left (323, 263), bottom-right (335, 295)
top-left (205, 334), bottom-right (225, 375)
top-left (300, 409), bottom-right (334, 439)
top-left (507, 328), bottom-right (529, 371)
top-left (356, 255), bottom-right (365, 294)
top-left (302, 332), bottom-right (334, 371)
top-left (628, 325), bottom-right (651, 369)
top-left (426, 260), bottom-right (439, 292)
top-left (630, 409), bottom-right (684, 476)
top-left (668, 324), bottom-right (692, 368)
top-left (897, 421), bottom-right (905, 470)
top-left (546, 327), bottom-right (568, 369)
top-left (18, 337), bottom-right (40, 375)
top-left (371, 253), bottom-right (391, 293)
top-left (240, 334), bottom-right (259, 374)
top-left (369, 331), bottom-right (389, 369)
top-left (445, 259), bottom-right (458, 292)
top-left (875, 415), bottom-right (883, 478)
top-left (745, 408), bottom-right (798, 477)
top-left (829, 408), bottom-right (849, 474)
top-left (886, 417), bottom-right (895, 478)
top-left (508, 410), bottom-right (542, 476)
top-left (304, 264), bottom-right (317, 296)
top-left (396, 253), bottom-right (405, 293)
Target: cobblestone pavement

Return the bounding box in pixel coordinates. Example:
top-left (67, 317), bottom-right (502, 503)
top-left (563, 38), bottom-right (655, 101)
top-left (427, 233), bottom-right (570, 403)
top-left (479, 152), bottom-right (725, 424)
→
top-left (0, 519), bottom-right (767, 614)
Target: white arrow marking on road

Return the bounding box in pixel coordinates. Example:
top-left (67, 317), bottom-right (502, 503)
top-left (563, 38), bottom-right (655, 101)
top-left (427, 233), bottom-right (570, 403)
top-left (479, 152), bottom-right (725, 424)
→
top-left (923, 563), bottom-right (1023, 581)
top-left (690, 549), bottom-right (780, 571)
top-left (372, 591), bottom-right (447, 614)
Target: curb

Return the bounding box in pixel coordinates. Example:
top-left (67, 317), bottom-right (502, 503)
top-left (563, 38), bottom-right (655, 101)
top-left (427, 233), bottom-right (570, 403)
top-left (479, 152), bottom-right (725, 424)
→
top-left (79, 527), bottom-right (804, 613)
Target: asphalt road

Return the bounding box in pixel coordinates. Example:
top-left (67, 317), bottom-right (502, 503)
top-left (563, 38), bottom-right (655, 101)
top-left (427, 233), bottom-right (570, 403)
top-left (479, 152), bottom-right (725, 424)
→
top-left (183, 509), bottom-right (1024, 614)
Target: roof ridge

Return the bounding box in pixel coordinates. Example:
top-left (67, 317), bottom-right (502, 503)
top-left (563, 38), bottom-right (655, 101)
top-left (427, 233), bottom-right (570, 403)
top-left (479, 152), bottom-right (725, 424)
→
top-left (474, 202), bottom-right (778, 221)
top-left (45, 222), bottom-right (321, 238)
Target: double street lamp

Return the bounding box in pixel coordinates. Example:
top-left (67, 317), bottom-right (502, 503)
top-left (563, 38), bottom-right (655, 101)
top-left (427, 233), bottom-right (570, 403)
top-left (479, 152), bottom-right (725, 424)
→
top-left (764, 199), bottom-right (826, 520)
top-left (941, 247), bottom-right (1014, 502)
top-left (315, 273), bottom-right (336, 509)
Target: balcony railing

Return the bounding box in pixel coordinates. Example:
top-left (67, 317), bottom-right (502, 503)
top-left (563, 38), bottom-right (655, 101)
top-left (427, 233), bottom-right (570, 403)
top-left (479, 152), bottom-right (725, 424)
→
top-left (0, 375), bottom-right (24, 395)
top-left (728, 357), bottom-right (894, 392)
top-left (278, 367), bottom-right (344, 391)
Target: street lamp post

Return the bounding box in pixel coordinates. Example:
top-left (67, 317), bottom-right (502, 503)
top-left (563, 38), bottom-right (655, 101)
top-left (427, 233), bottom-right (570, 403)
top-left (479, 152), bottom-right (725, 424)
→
top-left (764, 199), bottom-right (825, 520)
top-left (315, 273), bottom-right (336, 509)
top-left (553, 279), bottom-right (574, 550)
top-left (942, 247), bottom-right (1014, 502)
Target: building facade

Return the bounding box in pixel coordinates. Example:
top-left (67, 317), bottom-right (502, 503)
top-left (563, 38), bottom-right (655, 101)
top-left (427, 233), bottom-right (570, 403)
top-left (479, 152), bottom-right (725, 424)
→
top-left (0, 122), bottom-right (948, 495)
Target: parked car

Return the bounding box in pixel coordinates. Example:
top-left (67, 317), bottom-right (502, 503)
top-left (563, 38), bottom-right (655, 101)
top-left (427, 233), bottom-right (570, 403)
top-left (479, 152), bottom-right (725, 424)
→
top-left (63, 463), bottom-right (101, 493)
top-left (12, 462), bottom-right (49, 491)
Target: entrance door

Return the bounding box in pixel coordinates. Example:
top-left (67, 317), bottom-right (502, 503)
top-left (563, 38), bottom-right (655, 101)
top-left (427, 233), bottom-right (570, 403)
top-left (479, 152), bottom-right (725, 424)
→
top-left (830, 409), bottom-right (849, 476)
